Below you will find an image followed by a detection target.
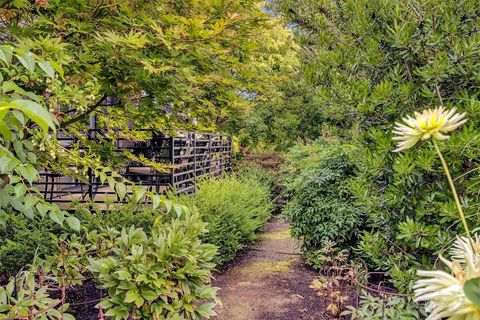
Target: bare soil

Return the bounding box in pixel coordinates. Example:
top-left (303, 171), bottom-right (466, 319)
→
top-left (212, 218), bottom-right (329, 320)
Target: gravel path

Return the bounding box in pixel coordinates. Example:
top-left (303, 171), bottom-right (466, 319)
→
top-left (212, 218), bottom-right (329, 320)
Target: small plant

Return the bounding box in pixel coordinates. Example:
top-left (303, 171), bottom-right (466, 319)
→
top-left (89, 206), bottom-right (219, 320)
top-left (342, 290), bottom-right (421, 319)
top-left (310, 267), bottom-right (356, 318)
top-left (305, 240), bottom-right (349, 270)
top-left (0, 271), bottom-right (73, 319)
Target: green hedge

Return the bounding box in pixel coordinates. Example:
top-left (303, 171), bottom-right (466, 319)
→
top-left (177, 174), bottom-right (273, 265)
top-left (281, 141), bottom-right (364, 266)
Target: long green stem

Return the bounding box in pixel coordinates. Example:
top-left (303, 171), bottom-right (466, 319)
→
top-left (432, 139), bottom-right (472, 240)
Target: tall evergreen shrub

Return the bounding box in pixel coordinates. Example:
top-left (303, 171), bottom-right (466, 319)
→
top-left (270, 0), bottom-right (480, 291)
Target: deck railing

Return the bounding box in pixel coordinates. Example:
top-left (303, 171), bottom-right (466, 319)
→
top-left (34, 131), bottom-right (232, 207)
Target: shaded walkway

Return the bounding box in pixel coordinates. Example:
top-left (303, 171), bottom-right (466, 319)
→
top-left (212, 218), bottom-right (328, 320)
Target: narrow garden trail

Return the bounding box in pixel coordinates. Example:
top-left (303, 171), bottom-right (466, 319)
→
top-left (212, 218), bottom-right (328, 320)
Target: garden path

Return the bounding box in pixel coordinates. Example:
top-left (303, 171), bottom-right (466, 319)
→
top-left (212, 218), bottom-right (328, 320)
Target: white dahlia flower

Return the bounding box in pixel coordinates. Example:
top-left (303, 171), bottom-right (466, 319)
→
top-left (393, 107), bottom-right (467, 152)
top-left (414, 236), bottom-right (480, 320)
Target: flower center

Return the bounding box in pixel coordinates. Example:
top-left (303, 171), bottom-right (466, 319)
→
top-left (417, 114), bottom-right (446, 132)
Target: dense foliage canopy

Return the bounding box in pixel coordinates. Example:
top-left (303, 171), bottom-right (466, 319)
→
top-left (267, 0), bottom-right (480, 293)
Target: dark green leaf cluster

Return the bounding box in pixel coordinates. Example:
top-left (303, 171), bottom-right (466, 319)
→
top-left (269, 0), bottom-right (480, 293)
top-left (0, 208), bottom-right (60, 277)
top-left (282, 142), bottom-right (364, 261)
top-left (342, 290), bottom-right (423, 319)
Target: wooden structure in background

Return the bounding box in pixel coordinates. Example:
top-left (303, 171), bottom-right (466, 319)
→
top-left (34, 131), bottom-right (232, 207)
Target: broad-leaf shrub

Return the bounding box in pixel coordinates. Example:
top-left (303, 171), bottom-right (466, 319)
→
top-left (177, 174), bottom-right (273, 265)
top-left (342, 290), bottom-right (422, 320)
top-left (269, 0), bottom-right (480, 294)
top-left (89, 207), bottom-right (219, 320)
top-left (0, 271), bottom-right (74, 320)
top-left (282, 142), bottom-right (363, 263)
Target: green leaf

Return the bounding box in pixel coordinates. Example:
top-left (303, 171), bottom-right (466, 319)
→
top-left (133, 186), bottom-right (146, 202)
top-left (49, 61), bottom-right (64, 78)
top-left (15, 53), bottom-right (36, 73)
top-left (49, 210), bottom-right (64, 226)
top-left (151, 194), bottom-right (161, 209)
top-left (0, 121), bottom-right (11, 143)
top-left (164, 199), bottom-right (172, 213)
top-left (135, 296), bottom-right (145, 308)
top-left (141, 290), bottom-right (158, 301)
top-left (37, 60), bottom-right (56, 78)
top-left (130, 228), bottom-right (147, 244)
top-left (62, 314), bottom-right (75, 320)
top-left (125, 290), bottom-right (141, 303)
top-left (10, 99), bottom-right (57, 132)
top-left (464, 277), bottom-right (480, 307)
top-left (66, 216), bottom-right (81, 231)
top-left (115, 270), bottom-right (131, 280)
top-left (115, 182), bottom-right (127, 200)
top-left (2, 81), bottom-right (19, 94)
top-left (36, 202), bottom-right (51, 217)
top-left (173, 204), bottom-right (183, 217)
top-left (0, 46), bottom-right (13, 64)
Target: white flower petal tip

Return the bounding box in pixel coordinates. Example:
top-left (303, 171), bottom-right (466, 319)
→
top-left (414, 235), bottom-right (480, 319)
top-left (392, 107), bottom-right (467, 152)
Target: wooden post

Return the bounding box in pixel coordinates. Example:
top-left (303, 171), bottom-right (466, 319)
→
top-left (169, 137), bottom-right (175, 189)
top-left (220, 135), bottom-right (224, 176)
top-left (88, 114), bottom-right (96, 200)
top-left (228, 136), bottom-right (233, 171)
top-left (193, 134), bottom-right (197, 187)
top-left (208, 134), bottom-right (212, 175)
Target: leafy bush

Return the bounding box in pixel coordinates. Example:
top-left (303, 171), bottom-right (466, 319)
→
top-left (342, 290), bottom-right (423, 319)
top-left (270, 0), bottom-right (480, 293)
top-left (89, 207), bottom-right (219, 320)
top-left (0, 210), bottom-right (61, 277)
top-left (235, 163), bottom-right (275, 190)
top-left (0, 271), bottom-right (73, 319)
top-left (76, 203), bottom-right (160, 233)
top-left (177, 174), bottom-right (273, 265)
top-left (282, 142), bottom-right (364, 262)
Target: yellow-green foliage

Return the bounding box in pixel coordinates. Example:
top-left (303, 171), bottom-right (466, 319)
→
top-left (177, 174), bottom-right (273, 265)
top-left (89, 208), bottom-right (219, 320)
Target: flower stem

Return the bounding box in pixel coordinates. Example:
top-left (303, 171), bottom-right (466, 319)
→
top-left (432, 139), bottom-right (472, 239)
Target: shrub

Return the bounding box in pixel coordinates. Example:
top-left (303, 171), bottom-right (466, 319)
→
top-left (76, 203), bottom-right (160, 232)
top-left (0, 210), bottom-right (61, 277)
top-left (342, 290), bottom-right (423, 319)
top-left (89, 207), bottom-right (219, 320)
top-left (177, 174), bottom-right (273, 265)
top-left (235, 163), bottom-right (275, 190)
top-left (282, 142), bottom-right (364, 262)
